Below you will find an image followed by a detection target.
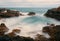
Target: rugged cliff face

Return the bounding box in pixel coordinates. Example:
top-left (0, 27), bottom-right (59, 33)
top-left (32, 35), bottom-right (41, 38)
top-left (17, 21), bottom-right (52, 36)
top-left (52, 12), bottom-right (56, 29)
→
top-left (44, 7), bottom-right (60, 21)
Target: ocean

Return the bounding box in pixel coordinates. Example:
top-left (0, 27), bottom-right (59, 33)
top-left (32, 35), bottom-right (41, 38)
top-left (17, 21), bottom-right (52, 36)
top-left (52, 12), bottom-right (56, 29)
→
top-left (0, 8), bottom-right (60, 38)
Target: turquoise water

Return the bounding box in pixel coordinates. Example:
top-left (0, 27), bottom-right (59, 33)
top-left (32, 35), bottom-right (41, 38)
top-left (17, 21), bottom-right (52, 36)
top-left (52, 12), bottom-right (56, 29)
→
top-left (8, 8), bottom-right (48, 13)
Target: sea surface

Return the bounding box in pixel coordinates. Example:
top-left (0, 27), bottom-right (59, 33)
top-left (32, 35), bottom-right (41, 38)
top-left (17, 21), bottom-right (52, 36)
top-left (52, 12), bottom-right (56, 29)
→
top-left (0, 8), bottom-right (60, 38)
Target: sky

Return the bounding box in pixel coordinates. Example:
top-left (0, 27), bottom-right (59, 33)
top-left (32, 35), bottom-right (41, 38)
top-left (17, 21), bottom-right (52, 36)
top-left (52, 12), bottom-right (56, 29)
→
top-left (0, 0), bottom-right (60, 7)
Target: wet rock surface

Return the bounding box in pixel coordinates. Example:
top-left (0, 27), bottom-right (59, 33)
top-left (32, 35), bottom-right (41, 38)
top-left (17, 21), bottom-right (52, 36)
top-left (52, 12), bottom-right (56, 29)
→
top-left (28, 12), bottom-right (35, 16)
top-left (0, 8), bottom-right (20, 18)
top-left (44, 7), bottom-right (60, 21)
top-left (43, 24), bottom-right (60, 41)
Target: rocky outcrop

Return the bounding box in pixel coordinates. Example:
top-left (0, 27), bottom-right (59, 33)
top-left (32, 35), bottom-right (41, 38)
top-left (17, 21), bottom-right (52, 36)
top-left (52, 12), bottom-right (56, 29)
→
top-left (44, 7), bottom-right (60, 21)
top-left (43, 24), bottom-right (60, 41)
top-left (0, 23), bottom-right (9, 36)
top-left (0, 8), bottom-right (21, 18)
top-left (0, 23), bottom-right (34, 41)
top-left (28, 12), bottom-right (35, 16)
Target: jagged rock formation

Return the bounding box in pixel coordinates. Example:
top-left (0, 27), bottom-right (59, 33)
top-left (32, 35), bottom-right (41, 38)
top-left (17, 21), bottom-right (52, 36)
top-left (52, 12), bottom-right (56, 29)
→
top-left (44, 7), bottom-right (60, 21)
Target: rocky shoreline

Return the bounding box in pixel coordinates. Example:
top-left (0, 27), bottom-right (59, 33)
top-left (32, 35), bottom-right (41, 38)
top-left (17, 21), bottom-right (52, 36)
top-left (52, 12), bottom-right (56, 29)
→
top-left (0, 23), bottom-right (60, 41)
top-left (44, 7), bottom-right (60, 21)
top-left (0, 7), bottom-right (60, 41)
top-left (0, 23), bottom-right (34, 41)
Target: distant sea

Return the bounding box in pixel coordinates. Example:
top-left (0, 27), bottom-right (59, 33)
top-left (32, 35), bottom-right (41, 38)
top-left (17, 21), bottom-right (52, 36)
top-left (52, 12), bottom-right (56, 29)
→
top-left (0, 8), bottom-right (60, 38)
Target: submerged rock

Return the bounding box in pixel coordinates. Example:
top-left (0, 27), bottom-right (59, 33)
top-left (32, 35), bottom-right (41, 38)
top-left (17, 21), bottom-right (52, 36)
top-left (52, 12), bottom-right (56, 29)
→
top-left (0, 8), bottom-right (21, 18)
top-left (44, 7), bottom-right (60, 21)
top-left (28, 12), bottom-right (35, 16)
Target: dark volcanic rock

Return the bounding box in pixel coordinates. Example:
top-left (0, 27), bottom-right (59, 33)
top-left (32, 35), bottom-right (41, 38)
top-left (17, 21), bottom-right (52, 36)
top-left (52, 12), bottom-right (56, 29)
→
top-left (0, 8), bottom-right (20, 18)
top-left (44, 7), bottom-right (60, 21)
top-left (0, 35), bottom-right (34, 41)
top-left (35, 34), bottom-right (49, 41)
top-left (28, 12), bottom-right (35, 16)
top-left (23, 37), bottom-right (34, 41)
top-left (0, 23), bottom-right (9, 36)
top-left (42, 24), bottom-right (60, 41)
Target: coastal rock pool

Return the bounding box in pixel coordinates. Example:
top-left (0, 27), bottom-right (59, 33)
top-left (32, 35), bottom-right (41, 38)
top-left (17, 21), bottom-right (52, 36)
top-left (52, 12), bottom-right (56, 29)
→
top-left (0, 8), bottom-right (60, 38)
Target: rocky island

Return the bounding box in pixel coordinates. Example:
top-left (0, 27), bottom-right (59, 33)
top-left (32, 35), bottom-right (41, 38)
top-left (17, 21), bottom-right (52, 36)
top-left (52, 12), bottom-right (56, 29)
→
top-left (44, 7), bottom-right (60, 21)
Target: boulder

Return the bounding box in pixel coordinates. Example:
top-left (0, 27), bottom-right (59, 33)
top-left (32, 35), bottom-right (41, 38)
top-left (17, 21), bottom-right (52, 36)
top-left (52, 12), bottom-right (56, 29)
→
top-left (7, 29), bottom-right (21, 37)
top-left (44, 7), bottom-right (60, 21)
top-left (28, 12), bottom-right (35, 16)
top-left (0, 23), bottom-right (9, 36)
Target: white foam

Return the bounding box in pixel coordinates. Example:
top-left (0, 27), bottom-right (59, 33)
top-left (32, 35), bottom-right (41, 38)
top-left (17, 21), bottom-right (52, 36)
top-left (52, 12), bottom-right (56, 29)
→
top-left (20, 12), bottom-right (28, 16)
